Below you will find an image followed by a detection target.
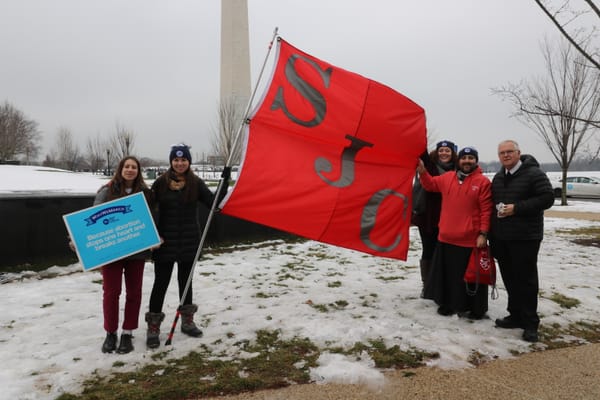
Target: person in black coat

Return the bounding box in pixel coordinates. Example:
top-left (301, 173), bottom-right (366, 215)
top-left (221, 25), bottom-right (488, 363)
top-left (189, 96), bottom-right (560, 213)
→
top-left (490, 140), bottom-right (554, 343)
top-left (145, 144), bottom-right (230, 348)
top-left (411, 140), bottom-right (458, 297)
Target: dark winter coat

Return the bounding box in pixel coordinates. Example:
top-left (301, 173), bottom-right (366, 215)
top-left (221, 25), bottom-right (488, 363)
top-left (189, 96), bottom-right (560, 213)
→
top-left (151, 171), bottom-right (227, 263)
top-left (93, 183), bottom-right (152, 261)
top-left (490, 154), bottom-right (554, 241)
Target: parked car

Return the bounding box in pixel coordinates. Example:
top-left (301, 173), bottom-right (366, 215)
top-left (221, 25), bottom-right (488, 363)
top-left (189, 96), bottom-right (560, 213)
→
top-left (552, 176), bottom-right (600, 198)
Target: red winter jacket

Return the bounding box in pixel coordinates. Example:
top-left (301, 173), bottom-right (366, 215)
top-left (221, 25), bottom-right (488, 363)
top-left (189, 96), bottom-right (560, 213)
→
top-left (419, 166), bottom-right (493, 247)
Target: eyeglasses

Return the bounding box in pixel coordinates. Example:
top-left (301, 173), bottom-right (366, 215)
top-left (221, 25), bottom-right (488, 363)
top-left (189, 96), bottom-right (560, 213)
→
top-left (498, 150), bottom-right (517, 156)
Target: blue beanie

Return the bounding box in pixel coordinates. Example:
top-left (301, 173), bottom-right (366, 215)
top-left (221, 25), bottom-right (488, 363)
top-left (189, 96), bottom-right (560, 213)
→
top-left (436, 140), bottom-right (457, 152)
top-left (458, 146), bottom-right (478, 162)
top-left (169, 144), bottom-right (192, 163)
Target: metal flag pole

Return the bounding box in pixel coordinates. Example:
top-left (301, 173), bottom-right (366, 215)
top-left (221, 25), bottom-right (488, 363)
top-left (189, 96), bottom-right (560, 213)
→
top-left (165, 27), bottom-right (280, 345)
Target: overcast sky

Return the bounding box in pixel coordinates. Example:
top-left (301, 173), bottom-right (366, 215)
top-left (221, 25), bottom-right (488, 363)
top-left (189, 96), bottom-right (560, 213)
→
top-left (1, 0), bottom-right (562, 164)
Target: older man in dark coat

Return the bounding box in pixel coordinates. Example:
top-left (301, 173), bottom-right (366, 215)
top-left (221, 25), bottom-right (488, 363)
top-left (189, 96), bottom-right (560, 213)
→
top-left (490, 140), bottom-right (554, 343)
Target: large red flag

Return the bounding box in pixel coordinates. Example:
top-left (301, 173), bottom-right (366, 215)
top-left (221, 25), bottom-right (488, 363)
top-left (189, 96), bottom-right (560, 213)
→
top-left (220, 38), bottom-right (426, 260)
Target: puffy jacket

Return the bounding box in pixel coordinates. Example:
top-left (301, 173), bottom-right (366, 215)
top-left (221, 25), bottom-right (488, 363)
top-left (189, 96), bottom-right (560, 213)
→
top-left (490, 154), bottom-right (554, 241)
top-left (151, 171), bottom-right (226, 262)
top-left (419, 166), bottom-right (493, 247)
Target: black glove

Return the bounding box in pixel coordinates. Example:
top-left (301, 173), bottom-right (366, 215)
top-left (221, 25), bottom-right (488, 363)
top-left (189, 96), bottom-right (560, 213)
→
top-left (221, 166), bottom-right (232, 180)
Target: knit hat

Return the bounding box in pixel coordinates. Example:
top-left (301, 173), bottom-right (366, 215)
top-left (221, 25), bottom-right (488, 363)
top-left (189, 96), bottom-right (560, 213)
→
top-left (169, 144), bottom-right (192, 163)
top-left (458, 146), bottom-right (478, 162)
top-left (436, 140), bottom-right (457, 152)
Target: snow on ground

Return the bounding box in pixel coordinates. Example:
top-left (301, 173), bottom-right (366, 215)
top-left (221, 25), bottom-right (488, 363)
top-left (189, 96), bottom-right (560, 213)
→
top-left (1, 210), bottom-right (599, 399)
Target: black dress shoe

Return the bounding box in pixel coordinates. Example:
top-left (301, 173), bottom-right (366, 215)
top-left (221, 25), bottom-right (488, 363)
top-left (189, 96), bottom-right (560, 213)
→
top-left (495, 315), bottom-right (522, 329)
top-left (522, 329), bottom-right (539, 343)
top-left (461, 311), bottom-right (486, 320)
top-left (102, 332), bottom-right (118, 353)
top-left (117, 334), bottom-right (134, 354)
top-left (437, 306), bottom-right (454, 316)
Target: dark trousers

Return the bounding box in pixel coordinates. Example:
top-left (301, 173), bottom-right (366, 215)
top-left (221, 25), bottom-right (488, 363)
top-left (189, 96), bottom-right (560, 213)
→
top-left (490, 239), bottom-right (541, 330)
top-left (102, 259), bottom-right (145, 332)
top-left (418, 226), bottom-right (439, 261)
top-left (149, 259), bottom-right (194, 313)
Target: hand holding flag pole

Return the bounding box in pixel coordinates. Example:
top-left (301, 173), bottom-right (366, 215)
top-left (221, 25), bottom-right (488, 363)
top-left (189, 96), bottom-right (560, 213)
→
top-left (165, 27), bottom-right (280, 346)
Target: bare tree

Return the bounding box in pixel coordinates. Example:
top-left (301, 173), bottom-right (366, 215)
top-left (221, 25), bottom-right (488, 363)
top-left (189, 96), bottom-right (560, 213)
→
top-left (0, 101), bottom-right (41, 162)
top-left (86, 133), bottom-right (108, 173)
top-left (111, 122), bottom-right (136, 160)
top-left (51, 126), bottom-right (81, 171)
top-left (493, 38), bottom-right (600, 205)
top-left (534, 0), bottom-right (600, 71)
top-left (211, 96), bottom-right (244, 166)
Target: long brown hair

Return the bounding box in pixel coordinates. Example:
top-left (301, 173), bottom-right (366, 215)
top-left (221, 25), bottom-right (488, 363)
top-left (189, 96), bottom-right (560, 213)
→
top-left (106, 156), bottom-right (149, 200)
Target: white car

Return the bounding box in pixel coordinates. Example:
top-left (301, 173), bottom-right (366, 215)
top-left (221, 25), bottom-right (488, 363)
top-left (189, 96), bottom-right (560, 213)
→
top-left (552, 176), bottom-right (600, 198)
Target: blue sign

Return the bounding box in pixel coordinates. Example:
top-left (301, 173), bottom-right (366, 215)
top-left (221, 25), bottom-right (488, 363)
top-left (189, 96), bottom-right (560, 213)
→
top-left (63, 192), bottom-right (160, 271)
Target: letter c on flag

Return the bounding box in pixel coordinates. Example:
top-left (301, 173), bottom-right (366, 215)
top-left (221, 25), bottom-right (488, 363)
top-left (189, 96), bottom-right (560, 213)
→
top-left (360, 189), bottom-right (408, 252)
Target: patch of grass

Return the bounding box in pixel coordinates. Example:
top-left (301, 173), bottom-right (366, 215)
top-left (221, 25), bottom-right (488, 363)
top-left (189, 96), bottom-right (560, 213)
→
top-left (253, 292), bottom-right (278, 299)
top-left (327, 281), bottom-right (342, 288)
top-left (331, 300), bottom-right (348, 309)
top-left (56, 330), bottom-right (319, 400)
top-left (376, 275), bottom-right (405, 282)
top-left (547, 292), bottom-right (581, 309)
top-left (344, 339), bottom-right (439, 369)
top-left (556, 226), bottom-right (600, 236)
top-left (277, 272), bottom-right (303, 281)
top-left (308, 302), bottom-right (329, 313)
top-left (467, 350), bottom-right (497, 366)
top-left (539, 321), bottom-right (600, 349)
top-left (555, 226), bottom-right (600, 248)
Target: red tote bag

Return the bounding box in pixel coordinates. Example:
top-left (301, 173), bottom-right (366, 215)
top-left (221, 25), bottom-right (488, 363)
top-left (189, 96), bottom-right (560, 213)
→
top-left (464, 246), bottom-right (498, 297)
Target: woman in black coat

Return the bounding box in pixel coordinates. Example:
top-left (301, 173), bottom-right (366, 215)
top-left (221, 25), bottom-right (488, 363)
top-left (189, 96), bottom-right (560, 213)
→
top-left (145, 144), bottom-right (229, 348)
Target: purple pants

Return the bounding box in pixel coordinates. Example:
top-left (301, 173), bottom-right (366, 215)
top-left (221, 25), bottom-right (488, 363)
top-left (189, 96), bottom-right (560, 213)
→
top-left (102, 259), bottom-right (145, 332)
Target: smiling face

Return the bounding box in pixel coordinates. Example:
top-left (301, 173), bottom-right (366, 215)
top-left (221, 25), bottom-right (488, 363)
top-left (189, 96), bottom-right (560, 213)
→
top-left (437, 146), bottom-right (453, 163)
top-left (497, 141), bottom-right (521, 170)
top-left (171, 157), bottom-right (190, 175)
top-left (120, 159), bottom-right (139, 186)
top-left (458, 155), bottom-right (477, 174)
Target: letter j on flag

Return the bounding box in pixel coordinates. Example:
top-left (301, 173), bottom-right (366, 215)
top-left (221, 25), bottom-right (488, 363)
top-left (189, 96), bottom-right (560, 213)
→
top-left (220, 38), bottom-right (426, 260)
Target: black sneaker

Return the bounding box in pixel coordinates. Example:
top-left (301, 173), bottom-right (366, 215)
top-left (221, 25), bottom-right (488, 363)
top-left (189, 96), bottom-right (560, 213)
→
top-left (117, 334), bottom-right (134, 354)
top-left (522, 329), bottom-right (539, 343)
top-left (495, 315), bottom-right (523, 329)
top-left (102, 332), bottom-right (118, 353)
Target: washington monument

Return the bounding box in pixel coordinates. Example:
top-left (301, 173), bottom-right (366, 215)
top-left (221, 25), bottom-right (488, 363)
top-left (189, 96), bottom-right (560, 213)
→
top-left (220, 0), bottom-right (251, 109)
top-left (218, 0), bottom-right (251, 163)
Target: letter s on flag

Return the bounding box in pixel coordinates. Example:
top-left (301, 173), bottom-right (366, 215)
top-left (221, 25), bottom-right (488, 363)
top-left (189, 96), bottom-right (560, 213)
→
top-left (219, 38), bottom-right (426, 260)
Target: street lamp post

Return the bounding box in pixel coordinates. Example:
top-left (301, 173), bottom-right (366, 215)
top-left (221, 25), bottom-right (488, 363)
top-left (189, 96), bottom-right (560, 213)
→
top-left (106, 149), bottom-right (111, 176)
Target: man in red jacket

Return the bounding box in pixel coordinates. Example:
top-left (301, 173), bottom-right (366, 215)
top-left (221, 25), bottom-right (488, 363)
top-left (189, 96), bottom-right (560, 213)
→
top-left (417, 147), bottom-right (493, 319)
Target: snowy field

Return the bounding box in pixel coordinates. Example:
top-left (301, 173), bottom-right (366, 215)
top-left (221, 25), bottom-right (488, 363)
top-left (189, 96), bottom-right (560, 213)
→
top-left (1, 165), bottom-right (599, 399)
